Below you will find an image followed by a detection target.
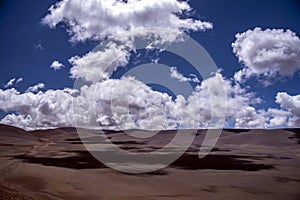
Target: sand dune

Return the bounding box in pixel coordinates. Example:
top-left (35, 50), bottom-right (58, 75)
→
top-left (0, 124), bottom-right (299, 200)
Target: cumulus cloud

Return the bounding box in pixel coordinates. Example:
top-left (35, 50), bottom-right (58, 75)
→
top-left (1, 0), bottom-right (218, 130)
top-left (69, 42), bottom-right (129, 83)
top-left (26, 83), bottom-right (45, 93)
top-left (170, 67), bottom-right (200, 83)
top-left (254, 92), bottom-right (300, 128)
top-left (275, 92), bottom-right (300, 127)
top-left (68, 26), bottom-right (200, 83)
top-left (50, 60), bottom-right (65, 71)
top-left (42, 0), bottom-right (212, 42)
top-left (266, 108), bottom-right (290, 127)
top-left (4, 78), bottom-right (23, 88)
top-left (0, 88), bottom-right (75, 130)
top-left (232, 27), bottom-right (300, 83)
top-left (0, 78), bottom-right (180, 130)
top-left (43, 0), bottom-right (214, 83)
top-left (205, 73), bottom-right (265, 128)
top-left (0, 74), bottom-right (225, 130)
top-left (1, 72), bottom-right (298, 130)
top-left (2, 1), bottom-right (298, 130)
top-left (234, 107), bottom-right (266, 128)
top-left (79, 77), bottom-right (177, 130)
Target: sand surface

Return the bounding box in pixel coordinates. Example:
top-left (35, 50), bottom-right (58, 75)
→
top-left (0, 124), bottom-right (299, 200)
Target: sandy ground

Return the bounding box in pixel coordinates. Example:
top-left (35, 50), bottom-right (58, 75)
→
top-left (0, 124), bottom-right (299, 200)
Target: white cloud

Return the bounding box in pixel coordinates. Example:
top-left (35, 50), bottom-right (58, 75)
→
top-left (0, 78), bottom-right (178, 130)
top-left (16, 78), bottom-right (23, 84)
top-left (74, 77), bottom-right (178, 130)
top-left (74, 74), bottom-right (236, 130)
top-left (266, 108), bottom-right (290, 127)
top-left (170, 67), bottom-right (200, 83)
top-left (4, 77), bottom-right (23, 88)
top-left (4, 78), bottom-right (16, 88)
top-left (170, 72), bottom-right (264, 129)
top-left (69, 42), bottom-right (129, 83)
top-left (2, 2), bottom-right (297, 130)
top-left (35, 43), bottom-right (44, 51)
top-left (233, 68), bottom-right (250, 83)
top-left (44, 0), bottom-right (214, 84)
top-left (0, 75), bottom-right (219, 130)
top-left (0, 0), bottom-right (217, 130)
top-left (25, 83), bottom-right (45, 93)
top-left (207, 73), bottom-right (265, 128)
top-left (1, 73), bottom-right (299, 130)
top-left (42, 0), bottom-right (212, 43)
top-left (0, 88), bottom-right (74, 130)
top-left (50, 60), bottom-right (65, 71)
top-left (276, 92), bottom-right (300, 114)
top-left (254, 93), bottom-right (300, 128)
top-left (234, 107), bottom-right (266, 128)
top-left (275, 92), bottom-right (300, 127)
top-left (230, 95), bottom-right (300, 129)
top-left (233, 27), bottom-right (300, 84)
top-left (68, 27), bottom-right (199, 83)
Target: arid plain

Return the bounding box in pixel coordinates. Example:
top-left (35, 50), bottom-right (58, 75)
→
top-left (0, 124), bottom-right (299, 200)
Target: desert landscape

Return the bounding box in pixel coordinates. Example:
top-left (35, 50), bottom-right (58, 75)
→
top-left (1, 0), bottom-right (300, 199)
top-left (0, 124), bottom-right (299, 200)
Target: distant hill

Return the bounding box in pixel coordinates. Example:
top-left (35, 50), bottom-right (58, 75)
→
top-left (0, 124), bottom-right (299, 145)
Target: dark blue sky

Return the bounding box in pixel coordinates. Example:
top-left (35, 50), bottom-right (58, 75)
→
top-left (190, 0), bottom-right (300, 109)
top-left (0, 0), bottom-right (300, 111)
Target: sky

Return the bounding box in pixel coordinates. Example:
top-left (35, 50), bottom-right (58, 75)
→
top-left (0, 0), bottom-right (300, 130)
